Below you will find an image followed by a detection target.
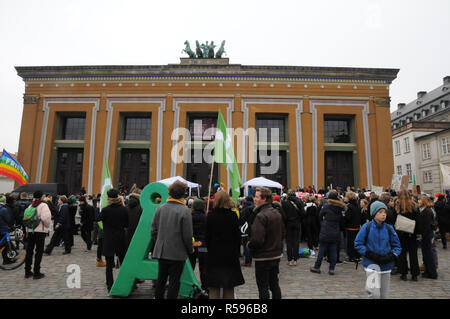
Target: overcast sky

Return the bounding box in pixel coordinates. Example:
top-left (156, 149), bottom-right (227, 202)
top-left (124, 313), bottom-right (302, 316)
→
top-left (1, 0), bottom-right (449, 154)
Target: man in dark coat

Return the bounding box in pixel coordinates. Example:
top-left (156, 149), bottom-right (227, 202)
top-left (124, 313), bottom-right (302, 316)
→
top-left (248, 187), bottom-right (285, 299)
top-left (44, 195), bottom-right (72, 255)
top-left (151, 181), bottom-right (192, 299)
top-left (239, 196), bottom-right (255, 266)
top-left (281, 189), bottom-right (304, 266)
top-left (0, 195), bottom-right (12, 264)
top-left (435, 195), bottom-right (450, 249)
top-left (310, 190), bottom-right (346, 275)
top-left (79, 196), bottom-right (95, 251)
top-left (97, 188), bottom-right (129, 292)
top-left (125, 192), bottom-right (142, 250)
top-left (189, 199), bottom-right (207, 290)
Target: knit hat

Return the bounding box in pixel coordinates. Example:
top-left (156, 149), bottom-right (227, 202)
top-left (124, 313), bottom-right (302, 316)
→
top-left (370, 201), bottom-right (388, 217)
top-left (33, 190), bottom-right (43, 199)
top-left (272, 195), bottom-right (281, 202)
top-left (193, 199), bottom-right (205, 211)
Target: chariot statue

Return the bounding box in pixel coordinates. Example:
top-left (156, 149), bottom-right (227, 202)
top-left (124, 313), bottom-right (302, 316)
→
top-left (183, 40), bottom-right (226, 59)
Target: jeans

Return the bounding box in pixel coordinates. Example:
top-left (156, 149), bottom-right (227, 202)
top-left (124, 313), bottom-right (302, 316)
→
top-left (254, 259), bottom-right (282, 299)
top-left (421, 230), bottom-right (438, 278)
top-left (398, 233), bottom-right (419, 276)
top-left (25, 232), bottom-right (46, 274)
top-left (45, 228), bottom-right (71, 253)
top-left (242, 236), bottom-right (252, 264)
top-left (286, 226), bottom-right (300, 261)
top-left (81, 227), bottom-right (92, 250)
top-left (105, 253), bottom-right (125, 290)
top-left (155, 259), bottom-right (186, 299)
top-left (314, 242), bottom-right (337, 271)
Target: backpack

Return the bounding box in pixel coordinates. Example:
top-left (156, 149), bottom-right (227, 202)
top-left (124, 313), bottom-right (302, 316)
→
top-left (23, 205), bottom-right (41, 232)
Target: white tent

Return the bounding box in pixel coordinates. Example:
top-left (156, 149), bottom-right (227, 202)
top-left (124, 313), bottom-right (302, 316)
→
top-left (242, 177), bottom-right (283, 196)
top-left (156, 176), bottom-right (200, 196)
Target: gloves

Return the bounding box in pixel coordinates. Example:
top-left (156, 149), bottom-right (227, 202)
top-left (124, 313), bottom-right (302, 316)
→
top-left (365, 250), bottom-right (382, 263)
top-left (387, 252), bottom-right (397, 262)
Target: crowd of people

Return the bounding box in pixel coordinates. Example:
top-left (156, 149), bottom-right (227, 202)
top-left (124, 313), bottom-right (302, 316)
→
top-left (1, 182), bottom-right (449, 299)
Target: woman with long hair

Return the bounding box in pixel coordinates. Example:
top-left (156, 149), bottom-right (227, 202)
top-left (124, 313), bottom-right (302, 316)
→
top-left (395, 189), bottom-right (420, 281)
top-left (205, 191), bottom-right (245, 299)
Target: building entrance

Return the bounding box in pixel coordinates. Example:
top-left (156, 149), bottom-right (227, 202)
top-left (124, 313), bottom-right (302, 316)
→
top-left (56, 148), bottom-right (84, 194)
top-left (324, 151), bottom-right (354, 189)
top-left (119, 149), bottom-right (149, 191)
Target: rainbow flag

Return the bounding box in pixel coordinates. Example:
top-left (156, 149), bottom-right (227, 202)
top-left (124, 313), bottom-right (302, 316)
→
top-left (0, 149), bottom-right (29, 185)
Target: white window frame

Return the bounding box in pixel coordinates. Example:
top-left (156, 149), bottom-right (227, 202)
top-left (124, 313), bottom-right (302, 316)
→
top-left (406, 163), bottom-right (412, 182)
top-left (442, 137), bottom-right (450, 155)
top-left (423, 171), bottom-right (432, 183)
top-left (422, 143), bottom-right (431, 160)
top-left (394, 140), bottom-right (401, 155)
top-left (404, 137), bottom-right (410, 153)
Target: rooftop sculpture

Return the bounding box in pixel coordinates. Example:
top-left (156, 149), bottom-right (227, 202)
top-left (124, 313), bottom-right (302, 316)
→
top-left (183, 40), bottom-right (226, 59)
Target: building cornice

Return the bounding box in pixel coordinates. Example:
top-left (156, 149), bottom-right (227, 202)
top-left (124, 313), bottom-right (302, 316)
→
top-left (15, 63), bottom-right (399, 85)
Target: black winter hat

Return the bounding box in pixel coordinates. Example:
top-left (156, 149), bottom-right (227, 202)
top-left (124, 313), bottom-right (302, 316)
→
top-left (33, 190), bottom-right (43, 199)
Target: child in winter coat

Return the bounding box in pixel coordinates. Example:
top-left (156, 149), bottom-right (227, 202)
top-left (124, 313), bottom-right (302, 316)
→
top-left (354, 201), bottom-right (402, 299)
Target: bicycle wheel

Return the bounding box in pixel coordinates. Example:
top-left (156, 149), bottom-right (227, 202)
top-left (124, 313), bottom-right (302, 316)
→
top-left (0, 235), bottom-right (26, 271)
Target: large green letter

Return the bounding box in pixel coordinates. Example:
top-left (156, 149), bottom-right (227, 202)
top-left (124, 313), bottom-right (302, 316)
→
top-left (109, 182), bottom-right (201, 297)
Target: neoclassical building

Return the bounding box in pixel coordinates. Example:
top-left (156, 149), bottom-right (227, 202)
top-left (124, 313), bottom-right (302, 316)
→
top-left (15, 57), bottom-right (399, 195)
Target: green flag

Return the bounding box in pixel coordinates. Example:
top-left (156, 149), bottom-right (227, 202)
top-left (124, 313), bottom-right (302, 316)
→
top-left (214, 111), bottom-right (242, 204)
top-left (99, 158), bottom-right (113, 229)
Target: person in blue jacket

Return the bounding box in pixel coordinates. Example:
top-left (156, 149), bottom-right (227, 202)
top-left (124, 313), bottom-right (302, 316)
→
top-left (354, 201), bottom-right (402, 299)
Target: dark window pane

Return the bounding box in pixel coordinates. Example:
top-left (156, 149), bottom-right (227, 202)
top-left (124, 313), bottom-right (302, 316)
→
top-left (256, 118), bottom-right (285, 142)
top-left (124, 117), bottom-right (151, 140)
top-left (188, 117), bottom-right (216, 141)
top-left (64, 118), bottom-right (85, 140)
top-left (324, 119), bottom-right (350, 143)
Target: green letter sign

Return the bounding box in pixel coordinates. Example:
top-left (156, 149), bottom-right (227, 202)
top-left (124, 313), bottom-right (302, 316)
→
top-left (109, 182), bottom-right (201, 297)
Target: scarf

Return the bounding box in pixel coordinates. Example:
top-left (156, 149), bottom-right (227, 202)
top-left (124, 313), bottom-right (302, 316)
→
top-left (107, 197), bottom-right (123, 206)
top-left (32, 199), bottom-right (45, 208)
top-left (167, 196), bottom-right (186, 206)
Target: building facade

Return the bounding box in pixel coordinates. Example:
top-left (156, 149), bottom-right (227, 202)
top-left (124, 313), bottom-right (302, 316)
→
top-left (391, 76), bottom-right (450, 193)
top-left (15, 58), bottom-right (398, 195)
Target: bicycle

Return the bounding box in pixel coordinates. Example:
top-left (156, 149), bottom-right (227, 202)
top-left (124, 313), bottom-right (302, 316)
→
top-left (0, 226), bottom-right (27, 270)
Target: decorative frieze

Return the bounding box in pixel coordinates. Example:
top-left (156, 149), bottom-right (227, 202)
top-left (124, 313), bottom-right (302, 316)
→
top-left (23, 95), bottom-right (39, 104)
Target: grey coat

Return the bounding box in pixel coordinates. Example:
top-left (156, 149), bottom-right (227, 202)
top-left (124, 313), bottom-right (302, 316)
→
top-left (150, 201), bottom-right (193, 261)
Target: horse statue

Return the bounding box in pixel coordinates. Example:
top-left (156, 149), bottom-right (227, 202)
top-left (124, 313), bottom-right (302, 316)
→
top-left (215, 40), bottom-right (226, 58)
top-left (183, 40), bottom-right (196, 58)
top-left (201, 41), bottom-right (210, 58)
top-left (195, 40), bottom-right (203, 58)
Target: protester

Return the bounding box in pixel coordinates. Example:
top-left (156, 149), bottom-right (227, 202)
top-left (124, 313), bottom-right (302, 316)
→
top-left (189, 199), bottom-right (208, 290)
top-left (24, 191), bottom-right (52, 279)
top-left (125, 189), bottom-right (143, 250)
top-left (303, 196), bottom-right (319, 251)
top-left (248, 187), bottom-right (285, 299)
top-left (281, 189), bottom-right (303, 266)
top-left (395, 189), bottom-right (420, 281)
top-left (343, 191), bottom-right (362, 263)
top-left (434, 194), bottom-right (450, 249)
top-left (0, 195), bottom-right (12, 264)
top-left (360, 199), bottom-right (370, 224)
top-left (44, 195), bottom-right (72, 255)
top-left (206, 191), bottom-right (244, 299)
top-left (271, 194), bottom-right (286, 256)
top-left (354, 201), bottom-right (401, 299)
top-left (379, 193), bottom-right (397, 226)
top-left (79, 196), bottom-right (95, 251)
top-left (239, 196), bottom-right (255, 267)
top-left (417, 195), bottom-right (438, 279)
top-left (16, 192), bottom-right (30, 229)
top-left (94, 199), bottom-right (106, 267)
top-left (5, 194), bottom-right (20, 229)
top-left (97, 188), bottom-right (129, 292)
top-left (310, 190), bottom-right (345, 275)
top-left (151, 181), bottom-right (192, 299)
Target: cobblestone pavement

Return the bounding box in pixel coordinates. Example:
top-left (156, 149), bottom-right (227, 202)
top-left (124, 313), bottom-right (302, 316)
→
top-left (1, 234), bottom-right (449, 299)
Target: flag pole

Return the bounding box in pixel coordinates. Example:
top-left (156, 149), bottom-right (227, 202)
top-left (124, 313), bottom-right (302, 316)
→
top-left (206, 157), bottom-right (215, 214)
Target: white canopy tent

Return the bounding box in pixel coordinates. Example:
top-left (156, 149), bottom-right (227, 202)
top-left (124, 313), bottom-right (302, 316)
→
top-left (156, 176), bottom-right (200, 197)
top-left (242, 177), bottom-right (283, 196)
